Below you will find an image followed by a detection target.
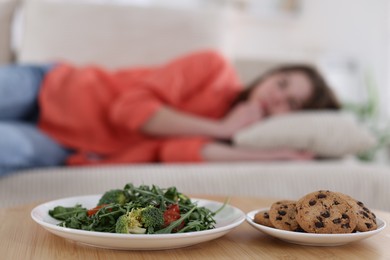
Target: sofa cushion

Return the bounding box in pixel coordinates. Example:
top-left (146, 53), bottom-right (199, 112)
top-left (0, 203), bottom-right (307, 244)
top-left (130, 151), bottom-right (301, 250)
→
top-left (18, 0), bottom-right (233, 68)
top-left (233, 111), bottom-right (377, 158)
top-left (0, 0), bottom-right (18, 65)
top-left (1, 161), bottom-right (390, 212)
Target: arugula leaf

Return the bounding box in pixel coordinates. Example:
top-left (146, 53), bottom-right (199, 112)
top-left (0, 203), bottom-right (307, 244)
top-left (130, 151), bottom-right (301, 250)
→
top-left (155, 206), bottom-right (197, 234)
top-left (49, 205), bottom-right (87, 221)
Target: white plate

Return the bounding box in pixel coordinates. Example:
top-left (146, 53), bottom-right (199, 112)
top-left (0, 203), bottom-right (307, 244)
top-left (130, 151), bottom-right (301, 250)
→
top-left (246, 208), bottom-right (386, 246)
top-left (31, 195), bottom-right (245, 250)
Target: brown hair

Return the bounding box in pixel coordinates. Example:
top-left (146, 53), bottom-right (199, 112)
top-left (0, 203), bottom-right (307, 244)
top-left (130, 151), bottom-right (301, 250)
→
top-left (232, 64), bottom-right (341, 110)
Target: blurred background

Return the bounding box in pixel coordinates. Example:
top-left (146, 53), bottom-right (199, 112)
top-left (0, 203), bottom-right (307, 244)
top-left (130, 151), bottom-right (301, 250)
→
top-left (1, 0), bottom-right (390, 162)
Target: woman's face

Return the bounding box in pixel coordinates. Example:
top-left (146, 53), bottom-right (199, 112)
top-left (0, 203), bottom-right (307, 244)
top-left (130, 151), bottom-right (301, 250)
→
top-left (248, 71), bottom-right (313, 116)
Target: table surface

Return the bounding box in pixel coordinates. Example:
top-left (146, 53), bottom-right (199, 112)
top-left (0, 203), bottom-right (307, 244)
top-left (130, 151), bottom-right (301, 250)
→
top-left (1, 195), bottom-right (390, 259)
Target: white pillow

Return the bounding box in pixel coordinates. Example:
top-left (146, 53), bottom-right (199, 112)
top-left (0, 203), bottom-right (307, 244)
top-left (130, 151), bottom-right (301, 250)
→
top-left (233, 111), bottom-right (377, 158)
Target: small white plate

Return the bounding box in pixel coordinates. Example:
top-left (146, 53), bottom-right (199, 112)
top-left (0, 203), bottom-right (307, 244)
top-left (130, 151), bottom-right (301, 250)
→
top-left (31, 195), bottom-right (245, 250)
top-left (246, 208), bottom-right (386, 246)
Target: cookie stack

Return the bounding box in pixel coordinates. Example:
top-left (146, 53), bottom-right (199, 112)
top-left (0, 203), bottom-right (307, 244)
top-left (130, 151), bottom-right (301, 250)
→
top-left (254, 190), bottom-right (377, 234)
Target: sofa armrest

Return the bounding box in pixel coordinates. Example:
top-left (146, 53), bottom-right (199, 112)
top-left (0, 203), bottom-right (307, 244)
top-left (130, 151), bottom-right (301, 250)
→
top-left (0, 0), bottom-right (19, 65)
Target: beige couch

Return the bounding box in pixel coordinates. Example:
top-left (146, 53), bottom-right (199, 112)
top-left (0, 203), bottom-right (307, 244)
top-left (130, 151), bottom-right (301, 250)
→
top-left (1, 0), bottom-right (390, 212)
top-left (2, 161), bottom-right (390, 212)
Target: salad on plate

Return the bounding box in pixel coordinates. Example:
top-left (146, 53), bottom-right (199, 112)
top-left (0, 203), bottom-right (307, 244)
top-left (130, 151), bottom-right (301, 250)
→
top-left (48, 183), bottom-right (226, 235)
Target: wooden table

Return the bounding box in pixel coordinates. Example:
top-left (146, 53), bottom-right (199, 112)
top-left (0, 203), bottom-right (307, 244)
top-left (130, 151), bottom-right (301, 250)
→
top-left (1, 195), bottom-right (390, 259)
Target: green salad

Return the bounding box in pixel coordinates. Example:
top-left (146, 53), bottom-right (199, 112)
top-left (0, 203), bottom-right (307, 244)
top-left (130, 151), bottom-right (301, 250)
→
top-left (49, 183), bottom-right (225, 234)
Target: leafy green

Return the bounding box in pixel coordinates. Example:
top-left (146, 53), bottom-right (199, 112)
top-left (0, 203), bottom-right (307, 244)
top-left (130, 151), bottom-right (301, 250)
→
top-left (49, 183), bottom-right (222, 234)
top-left (98, 189), bottom-right (129, 205)
top-left (49, 205), bottom-right (87, 221)
top-left (155, 206), bottom-right (197, 234)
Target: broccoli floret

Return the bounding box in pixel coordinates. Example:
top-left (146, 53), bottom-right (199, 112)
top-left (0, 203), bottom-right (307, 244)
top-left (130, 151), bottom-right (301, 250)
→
top-left (115, 206), bottom-right (164, 234)
top-left (98, 189), bottom-right (128, 205)
top-left (115, 209), bottom-right (146, 234)
top-left (139, 205), bottom-right (164, 233)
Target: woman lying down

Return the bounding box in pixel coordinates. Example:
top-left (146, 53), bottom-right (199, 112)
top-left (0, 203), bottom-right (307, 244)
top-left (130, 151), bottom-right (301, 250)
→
top-left (0, 50), bottom-right (340, 176)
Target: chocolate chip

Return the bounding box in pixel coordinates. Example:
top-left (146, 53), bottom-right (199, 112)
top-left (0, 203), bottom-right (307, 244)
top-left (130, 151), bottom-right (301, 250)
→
top-left (284, 222), bottom-right (291, 226)
top-left (365, 223), bottom-right (372, 229)
top-left (362, 212), bottom-right (369, 218)
top-left (283, 205), bottom-right (288, 209)
top-left (332, 218), bottom-right (341, 224)
top-left (341, 223), bottom-right (351, 229)
top-left (333, 200), bottom-right (340, 205)
top-left (264, 212), bottom-right (269, 219)
top-left (363, 207), bottom-right (370, 212)
top-left (309, 200), bottom-right (317, 206)
top-left (342, 214), bottom-right (349, 219)
top-left (276, 216), bottom-right (283, 221)
top-left (372, 213), bottom-right (376, 218)
top-left (357, 201), bottom-right (364, 207)
top-left (295, 227), bottom-right (306, 233)
top-left (315, 222), bottom-right (324, 228)
top-left (321, 211), bottom-right (330, 218)
top-left (317, 193), bottom-right (327, 199)
top-left (278, 210), bottom-right (287, 216)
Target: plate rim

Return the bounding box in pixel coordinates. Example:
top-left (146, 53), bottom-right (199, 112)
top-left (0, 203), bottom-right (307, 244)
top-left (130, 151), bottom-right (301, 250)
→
top-left (31, 195), bottom-right (246, 240)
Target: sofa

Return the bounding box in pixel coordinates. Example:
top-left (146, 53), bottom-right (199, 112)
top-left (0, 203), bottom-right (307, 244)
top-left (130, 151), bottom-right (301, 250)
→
top-left (1, 0), bottom-right (390, 212)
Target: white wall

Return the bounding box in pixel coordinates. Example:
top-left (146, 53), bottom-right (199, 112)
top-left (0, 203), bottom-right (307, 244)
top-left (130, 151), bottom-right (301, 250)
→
top-left (232, 0), bottom-right (389, 118)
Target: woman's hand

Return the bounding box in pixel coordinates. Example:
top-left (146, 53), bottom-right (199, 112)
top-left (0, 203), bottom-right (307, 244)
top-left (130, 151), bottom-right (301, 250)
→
top-left (201, 142), bottom-right (315, 162)
top-left (219, 101), bottom-right (265, 139)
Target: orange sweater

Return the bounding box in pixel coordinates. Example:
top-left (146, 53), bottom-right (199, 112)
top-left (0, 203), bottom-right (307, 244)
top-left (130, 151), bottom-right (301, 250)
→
top-left (38, 51), bottom-right (242, 165)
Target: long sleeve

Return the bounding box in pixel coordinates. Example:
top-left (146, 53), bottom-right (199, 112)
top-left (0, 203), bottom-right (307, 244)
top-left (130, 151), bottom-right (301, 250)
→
top-left (109, 50), bottom-right (239, 132)
top-left (159, 137), bottom-right (211, 163)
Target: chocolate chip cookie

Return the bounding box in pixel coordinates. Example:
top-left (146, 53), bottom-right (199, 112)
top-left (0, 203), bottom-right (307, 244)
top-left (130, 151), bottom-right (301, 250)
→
top-left (269, 200), bottom-right (300, 231)
top-left (296, 190), bottom-right (357, 234)
top-left (336, 192), bottom-right (377, 232)
top-left (254, 210), bottom-right (274, 228)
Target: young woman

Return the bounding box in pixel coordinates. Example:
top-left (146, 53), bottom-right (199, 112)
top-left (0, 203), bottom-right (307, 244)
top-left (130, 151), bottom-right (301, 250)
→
top-left (0, 50), bottom-right (340, 176)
